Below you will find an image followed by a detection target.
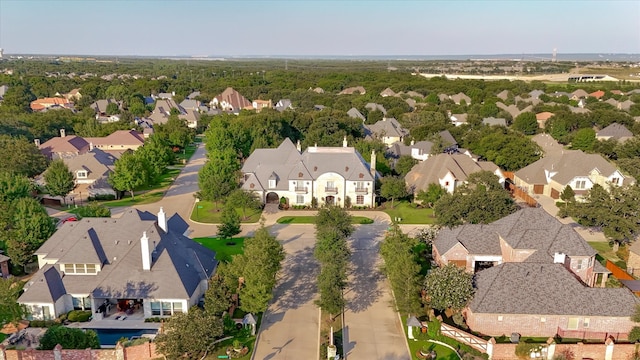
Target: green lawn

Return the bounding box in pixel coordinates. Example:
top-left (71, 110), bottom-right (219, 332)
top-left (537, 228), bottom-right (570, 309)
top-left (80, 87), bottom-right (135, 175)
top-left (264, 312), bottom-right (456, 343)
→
top-left (382, 201), bottom-right (436, 224)
top-left (194, 237), bottom-right (246, 262)
top-left (100, 169), bottom-right (181, 207)
top-left (0, 333), bottom-right (6, 343)
top-left (174, 144), bottom-right (198, 165)
top-left (588, 241), bottom-right (626, 268)
top-left (402, 317), bottom-right (459, 360)
top-left (276, 216), bottom-right (374, 224)
top-left (191, 201), bottom-right (262, 224)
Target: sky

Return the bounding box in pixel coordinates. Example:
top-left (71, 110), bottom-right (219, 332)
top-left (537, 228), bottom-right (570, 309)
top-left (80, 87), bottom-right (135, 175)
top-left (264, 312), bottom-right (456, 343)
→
top-left (0, 0), bottom-right (639, 57)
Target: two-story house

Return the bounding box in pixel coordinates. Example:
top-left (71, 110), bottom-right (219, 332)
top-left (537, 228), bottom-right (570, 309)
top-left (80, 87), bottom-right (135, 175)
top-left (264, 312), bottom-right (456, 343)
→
top-left (241, 138), bottom-right (376, 208)
top-left (432, 208), bottom-right (637, 339)
top-left (18, 208), bottom-right (217, 322)
top-left (514, 150), bottom-right (634, 200)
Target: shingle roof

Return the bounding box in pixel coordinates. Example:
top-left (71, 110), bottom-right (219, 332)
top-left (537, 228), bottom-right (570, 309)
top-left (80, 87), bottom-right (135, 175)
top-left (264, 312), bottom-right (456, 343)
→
top-left (19, 265), bottom-right (67, 303)
top-left (482, 117), bottom-right (507, 127)
top-left (596, 123), bottom-right (633, 140)
top-left (241, 138), bottom-right (375, 191)
top-left (514, 150), bottom-right (629, 186)
top-left (405, 153), bottom-right (499, 192)
top-left (364, 118), bottom-right (408, 139)
top-left (39, 135), bottom-right (90, 158)
top-left (347, 108), bottom-right (365, 121)
top-left (23, 209), bottom-right (217, 303)
top-left (85, 130), bottom-right (145, 147)
top-left (213, 87), bottom-right (252, 110)
top-left (470, 262), bottom-right (638, 316)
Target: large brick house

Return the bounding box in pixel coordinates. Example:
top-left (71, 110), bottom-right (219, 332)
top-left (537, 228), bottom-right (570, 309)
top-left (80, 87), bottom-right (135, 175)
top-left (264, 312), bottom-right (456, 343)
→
top-left (432, 208), bottom-right (637, 339)
top-left (241, 138), bottom-right (376, 208)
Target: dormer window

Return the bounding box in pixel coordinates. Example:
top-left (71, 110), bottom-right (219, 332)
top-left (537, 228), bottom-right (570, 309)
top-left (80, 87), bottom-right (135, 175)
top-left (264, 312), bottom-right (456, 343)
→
top-left (76, 170), bottom-right (88, 179)
top-left (268, 179), bottom-right (276, 189)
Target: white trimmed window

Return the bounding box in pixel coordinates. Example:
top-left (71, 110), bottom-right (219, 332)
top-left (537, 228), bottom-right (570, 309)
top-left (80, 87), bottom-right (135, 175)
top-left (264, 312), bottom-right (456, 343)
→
top-left (611, 178), bottom-right (619, 185)
top-left (356, 195), bottom-right (364, 205)
top-left (63, 263), bottom-right (98, 274)
top-left (76, 170), bottom-right (88, 179)
top-left (150, 301), bottom-right (184, 316)
top-left (296, 195), bottom-right (304, 204)
top-left (575, 180), bottom-right (586, 189)
top-left (268, 179), bottom-right (276, 189)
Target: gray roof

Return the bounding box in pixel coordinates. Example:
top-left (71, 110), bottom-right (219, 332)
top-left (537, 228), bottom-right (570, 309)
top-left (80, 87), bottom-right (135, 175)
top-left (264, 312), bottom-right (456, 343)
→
top-left (596, 123), bottom-right (633, 140)
top-left (514, 150), bottom-right (633, 186)
top-left (241, 138), bottom-right (375, 192)
top-left (61, 149), bottom-right (120, 182)
top-left (482, 117), bottom-right (507, 127)
top-left (438, 130), bottom-right (457, 147)
top-left (470, 262), bottom-right (638, 316)
top-left (179, 99), bottom-right (200, 111)
top-left (347, 107), bottom-right (365, 121)
top-left (434, 207), bottom-right (596, 260)
top-left (364, 103), bottom-right (387, 115)
top-left (21, 209), bottom-right (217, 303)
top-left (90, 99), bottom-right (122, 114)
top-left (275, 99), bottom-right (293, 112)
top-left (19, 265), bottom-right (67, 303)
top-left (405, 153), bottom-right (499, 193)
top-left (529, 90), bottom-right (544, 99)
top-left (186, 91), bottom-right (200, 99)
top-left (364, 118), bottom-right (408, 139)
top-left (450, 93), bottom-right (471, 105)
top-left (387, 140), bottom-right (434, 159)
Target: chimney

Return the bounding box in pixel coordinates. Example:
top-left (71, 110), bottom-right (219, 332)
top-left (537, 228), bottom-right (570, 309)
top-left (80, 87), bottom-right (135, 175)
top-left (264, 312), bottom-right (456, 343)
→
top-left (370, 150), bottom-right (377, 178)
top-left (296, 139), bottom-right (301, 152)
top-left (447, 110), bottom-right (452, 118)
top-left (343, 136), bottom-right (348, 147)
top-left (60, 129), bottom-right (66, 138)
top-left (34, 139), bottom-right (41, 147)
top-left (89, 142), bottom-right (94, 151)
top-left (553, 252), bottom-right (566, 264)
top-left (141, 231), bottom-right (151, 271)
top-left (158, 207), bottom-right (167, 233)
top-left (410, 139), bottom-right (415, 146)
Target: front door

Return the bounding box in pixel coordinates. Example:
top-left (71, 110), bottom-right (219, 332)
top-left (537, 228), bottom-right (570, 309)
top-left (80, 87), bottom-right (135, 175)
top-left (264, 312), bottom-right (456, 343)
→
top-left (325, 196), bottom-right (335, 205)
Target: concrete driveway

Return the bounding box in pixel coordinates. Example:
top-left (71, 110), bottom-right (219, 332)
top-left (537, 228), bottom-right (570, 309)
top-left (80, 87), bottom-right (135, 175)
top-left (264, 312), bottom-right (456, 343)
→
top-left (343, 222), bottom-right (410, 360)
top-left (252, 224), bottom-right (321, 360)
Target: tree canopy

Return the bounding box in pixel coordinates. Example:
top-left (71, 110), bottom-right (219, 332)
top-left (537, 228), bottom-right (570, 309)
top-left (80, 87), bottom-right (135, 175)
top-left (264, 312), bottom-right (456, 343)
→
top-left (155, 307), bottom-right (224, 359)
top-left (44, 159), bottom-right (75, 202)
top-left (423, 263), bottom-right (474, 312)
top-left (39, 326), bottom-right (100, 350)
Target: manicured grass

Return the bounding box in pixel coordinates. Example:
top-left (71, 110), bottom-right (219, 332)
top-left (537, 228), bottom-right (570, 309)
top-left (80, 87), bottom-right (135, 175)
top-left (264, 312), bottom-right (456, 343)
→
top-left (174, 144), bottom-right (198, 165)
top-left (0, 333), bottom-right (6, 343)
top-left (100, 169), bottom-right (181, 207)
top-left (402, 318), bottom-right (459, 360)
top-left (588, 241), bottom-right (626, 268)
top-left (382, 201), bottom-right (436, 224)
top-left (194, 237), bottom-right (246, 262)
top-left (413, 243), bottom-right (432, 276)
top-left (204, 313), bottom-right (261, 360)
top-left (191, 201), bottom-right (262, 224)
top-left (276, 216), bottom-right (374, 224)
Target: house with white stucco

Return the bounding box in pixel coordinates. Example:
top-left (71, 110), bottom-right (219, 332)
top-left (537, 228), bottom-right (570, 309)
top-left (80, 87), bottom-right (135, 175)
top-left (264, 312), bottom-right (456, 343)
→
top-left (241, 138), bottom-right (377, 208)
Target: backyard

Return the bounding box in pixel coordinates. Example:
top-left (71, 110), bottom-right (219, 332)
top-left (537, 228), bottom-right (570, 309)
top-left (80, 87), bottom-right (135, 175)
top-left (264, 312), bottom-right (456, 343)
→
top-left (382, 201), bottom-right (436, 224)
top-left (588, 241), bottom-right (627, 268)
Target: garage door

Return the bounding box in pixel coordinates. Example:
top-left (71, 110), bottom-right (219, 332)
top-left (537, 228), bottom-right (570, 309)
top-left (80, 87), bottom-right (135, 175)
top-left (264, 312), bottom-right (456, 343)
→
top-left (533, 185), bottom-right (544, 194)
top-left (550, 188), bottom-right (560, 199)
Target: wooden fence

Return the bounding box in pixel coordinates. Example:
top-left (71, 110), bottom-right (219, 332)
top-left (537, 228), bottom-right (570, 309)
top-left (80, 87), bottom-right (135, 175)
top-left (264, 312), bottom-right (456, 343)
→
top-left (506, 182), bottom-right (539, 208)
top-left (606, 260), bottom-right (634, 281)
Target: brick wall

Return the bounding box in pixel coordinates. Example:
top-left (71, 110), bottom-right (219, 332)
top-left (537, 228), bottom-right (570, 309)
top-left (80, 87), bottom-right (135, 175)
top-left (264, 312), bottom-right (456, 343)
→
top-left (0, 342), bottom-right (160, 360)
top-left (466, 310), bottom-right (634, 339)
top-left (490, 341), bottom-right (637, 360)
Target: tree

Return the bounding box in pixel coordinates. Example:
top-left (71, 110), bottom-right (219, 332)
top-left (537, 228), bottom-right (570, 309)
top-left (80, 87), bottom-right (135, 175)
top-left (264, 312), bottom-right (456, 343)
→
top-left (198, 148), bottom-right (240, 206)
top-left (571, 128), bottom-right (596, 151)
top-left (218, 202), bottom-right (241, 239)
top-left (43, 159), bottom-right (75, 203)
top-left (0, 85), bottom-right (35, 113)
top-left (105, 102), bottom-right (120, 115)
top-left (423, 263), bottom-right (474, 312)
top-left (316, 262), bottom-right (347, 315)
top-left (381, 176), bottom-right (408, 209)
top-left (395, 155), bottom-right (418, 177)
top-left (380, 224), bottom-right (422, 314)
top-left (226, 224), bottom-right (284, 314)
top-left (108, 151), bottom-right (150, 199)
top-left (434, 171), bottom-right (517, 227)
top-left (0, 278), bottom-right (27, 326)
top-left (0, 135), bottom-right (48, 178)
top-left (0, 172), bottom-right (32, 204)
top-left (560, 185), bottom-right (575, 203)
top-left (226, 190), bottom-right (261, 220)
top-left (315, 206), bottom-right (354, 239)
top-left (512, 112), bottom-right (538, 135)
top-left (154, 307), bottom-right (224, 359)
top-left (155, 115), bottom-right (194, 149)
top-left (39, 326), bottom-right (100, 350)
top-left (5, 197), bottom-right (56, 267)
top-left (135, 135), bottom-right (174, 181)
top-left (204, 272), bottom-right (234, 316)
top-left (416, 183), bottom-right (446, 208)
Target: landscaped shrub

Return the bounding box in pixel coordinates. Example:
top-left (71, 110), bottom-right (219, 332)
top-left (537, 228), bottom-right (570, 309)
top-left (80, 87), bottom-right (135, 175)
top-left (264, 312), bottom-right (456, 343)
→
top-left (67, 310), bottom-right (92, 322)
top-left (144, 317), bottom-right (162, 322)
top-left (88, 194), bottom-right (116, 201)
top-left (629, 326), bottom-right (640, 343)
top-left (515, 342), bottom-right (542, 358)
top-left (29, 320), bottom-right (57, 328)
top-left (75, 202), bottom-right (111, 217)
top-left (359, 218), bottom-right (374, 224)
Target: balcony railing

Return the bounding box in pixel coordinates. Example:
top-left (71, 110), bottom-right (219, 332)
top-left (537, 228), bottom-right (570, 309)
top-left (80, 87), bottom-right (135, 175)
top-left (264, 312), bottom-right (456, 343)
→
top-left (295, 187), bottom-right (308, 194)
top-left (324, 187), bottom-right (338, 194)
top-left (355, 187), bottom-right (368, 194)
